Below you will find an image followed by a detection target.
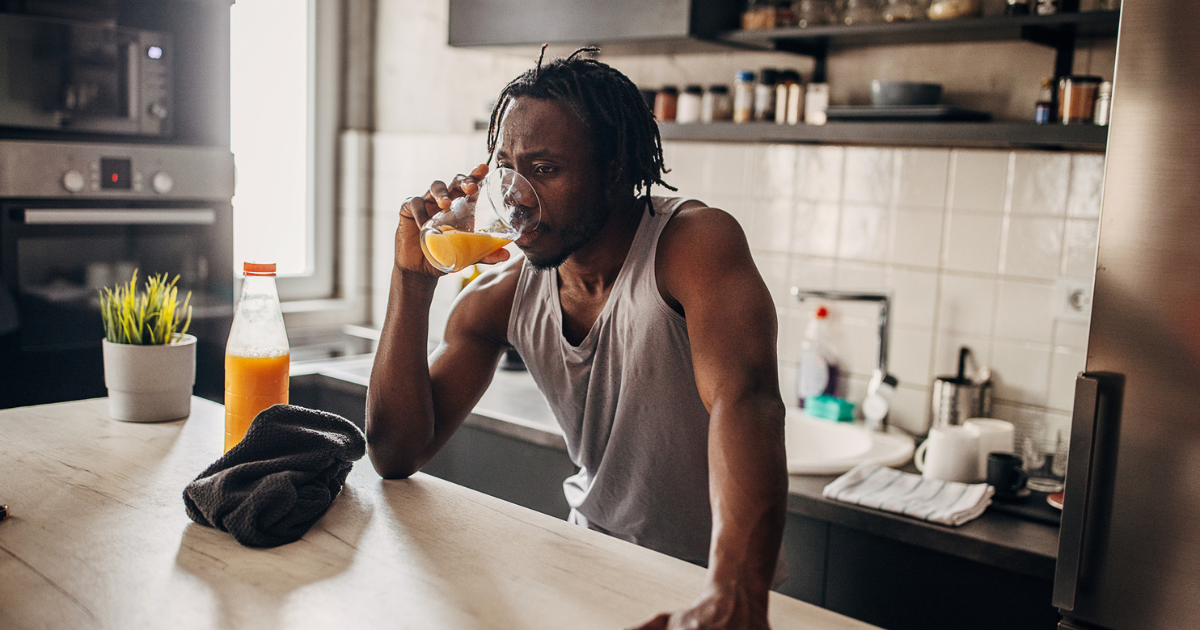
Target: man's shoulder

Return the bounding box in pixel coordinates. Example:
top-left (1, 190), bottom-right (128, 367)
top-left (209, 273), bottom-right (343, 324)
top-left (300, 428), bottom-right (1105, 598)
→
top-left (447, 254), bottom-right (525, 340)
top-left (656, 199), bottom-right (750, 263)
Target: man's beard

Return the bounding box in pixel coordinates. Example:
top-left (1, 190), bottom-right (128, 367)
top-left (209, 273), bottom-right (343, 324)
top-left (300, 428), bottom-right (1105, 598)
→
top-left (524, 193), bottom-right (611, 272)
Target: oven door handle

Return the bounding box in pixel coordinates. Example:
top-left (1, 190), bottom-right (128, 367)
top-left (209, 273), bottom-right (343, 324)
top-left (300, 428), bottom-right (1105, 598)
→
top-left (20, 209), bottom-right (215, 225)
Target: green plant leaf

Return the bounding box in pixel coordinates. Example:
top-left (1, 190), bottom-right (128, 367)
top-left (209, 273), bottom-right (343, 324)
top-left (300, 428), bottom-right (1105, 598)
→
top-left (99, 269), bottom-right (195, 345)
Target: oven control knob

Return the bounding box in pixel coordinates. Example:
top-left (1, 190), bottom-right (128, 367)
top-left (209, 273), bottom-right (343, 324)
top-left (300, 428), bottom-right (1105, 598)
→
top-left (152, 171), bottom-right (174, 194)
top-left (148, 101), bottom-right (168, 120)
top-left (62, 170), bottom-right (85, 193)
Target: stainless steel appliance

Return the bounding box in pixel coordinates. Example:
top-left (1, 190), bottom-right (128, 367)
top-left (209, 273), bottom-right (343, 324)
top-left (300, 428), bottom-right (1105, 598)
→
top-left (0, 12), bottom-right (172, 137)
top-left (0, 140), bottom-right (233, 407)
top-left (1053, 2), bottom-right (1200, 628)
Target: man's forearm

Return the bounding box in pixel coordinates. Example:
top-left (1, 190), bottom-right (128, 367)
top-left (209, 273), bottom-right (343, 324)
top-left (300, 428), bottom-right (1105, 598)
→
top-left (365, 267), bottom-right (440, 478)
top-left (705, 392), bottom-right (788, 606)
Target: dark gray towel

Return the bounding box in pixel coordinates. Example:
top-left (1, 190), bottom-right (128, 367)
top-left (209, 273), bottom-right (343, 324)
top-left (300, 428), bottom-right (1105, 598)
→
top-left (183, 404), bottom-right (366, 547)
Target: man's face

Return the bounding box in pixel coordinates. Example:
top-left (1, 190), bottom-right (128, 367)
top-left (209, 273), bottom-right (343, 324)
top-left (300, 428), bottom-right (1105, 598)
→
top-left (493, 96), bottom-right (610, 271)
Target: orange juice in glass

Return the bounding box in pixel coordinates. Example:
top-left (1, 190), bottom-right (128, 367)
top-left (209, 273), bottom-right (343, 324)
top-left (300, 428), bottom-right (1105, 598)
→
top-left (224, 262), bottom-right (290, 451)
top-left (419, 167), bottom-right (540, 273)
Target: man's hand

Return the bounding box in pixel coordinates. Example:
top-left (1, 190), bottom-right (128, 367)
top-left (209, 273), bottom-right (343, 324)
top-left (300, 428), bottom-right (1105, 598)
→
top-left (628, 585), bottom-right (769, 630)
top-left (395, 163), bottom-right (509, 277)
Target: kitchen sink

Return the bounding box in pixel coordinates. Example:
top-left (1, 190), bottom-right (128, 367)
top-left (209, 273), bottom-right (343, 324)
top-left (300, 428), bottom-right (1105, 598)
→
top-left (785, 407), bottom-right (915, 475)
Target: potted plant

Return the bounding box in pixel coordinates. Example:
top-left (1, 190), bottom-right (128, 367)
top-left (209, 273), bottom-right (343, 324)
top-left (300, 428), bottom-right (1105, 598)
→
top-left (99, 271), bottom-right (195, 422)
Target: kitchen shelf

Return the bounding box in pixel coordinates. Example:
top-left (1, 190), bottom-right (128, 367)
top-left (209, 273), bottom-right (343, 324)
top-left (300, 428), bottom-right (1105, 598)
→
top-left (658, 121), bottom-right (1109, 152)
top-left (720, 11), bottom-right (1120, 82)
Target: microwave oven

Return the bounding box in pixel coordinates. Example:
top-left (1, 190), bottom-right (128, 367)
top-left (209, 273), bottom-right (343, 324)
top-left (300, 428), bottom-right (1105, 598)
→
top-left (0, 13), bottom-right (172, 137)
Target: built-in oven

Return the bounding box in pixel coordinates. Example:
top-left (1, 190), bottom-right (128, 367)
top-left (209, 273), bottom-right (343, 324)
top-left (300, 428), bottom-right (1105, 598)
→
top-left (0, 140), bottom-right (233, 407)
top-left (0, 11), bottom-right (172, 137)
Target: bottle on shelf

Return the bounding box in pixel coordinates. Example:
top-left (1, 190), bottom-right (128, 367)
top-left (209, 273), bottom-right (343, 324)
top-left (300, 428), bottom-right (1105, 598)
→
top-left (754, 68), bottom-right (780, 122)
top-left (775, 70), bottom-right (802, 125)
top-left (677, 85), bottom-right (704, 124)
top-left (797, 305), bottom-right (839, 408)
top-left (702, 85), bottom-right (733, 122)
top-left (734, 70), bottom-right (756, 123)
top-left (1093, 80), bottom-right (1112, 126)
top-left (1035, 76), bottom-right (1055, 124)
top-left (224, 262), bottom-right (290, 452)
top-left (804, 81), bottom-right (829, 125)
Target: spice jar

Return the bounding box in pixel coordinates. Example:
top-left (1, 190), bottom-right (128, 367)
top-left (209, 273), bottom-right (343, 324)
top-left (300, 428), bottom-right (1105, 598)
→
top-left (654, 86), bottom-right (678, 122)
top-left (1034, 76), bottom-right (1055, 124)
top-left (677, 85), bottom-right (704, 124)
top-left (702, 85), bottom-right (733, 122)
top-left (774, 70), bottom-right (802, 124)
top-left (1059, 75), bottom-right (1102, 125)
top-left (754, 68), bottom-right (780, 122)
top-left (734, 71), bottom-right (755, 123)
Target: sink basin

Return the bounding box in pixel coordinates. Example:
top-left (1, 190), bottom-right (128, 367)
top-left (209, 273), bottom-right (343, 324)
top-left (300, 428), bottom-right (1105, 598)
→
top-left (784, 408), bottom-right (915, 475)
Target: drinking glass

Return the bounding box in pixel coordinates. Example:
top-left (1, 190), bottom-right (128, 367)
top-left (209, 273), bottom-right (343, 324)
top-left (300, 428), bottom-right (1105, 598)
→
top-left (1022, 418), bottom-right (1069, 493)
top-left (419, 167), bottom-right (541, 273)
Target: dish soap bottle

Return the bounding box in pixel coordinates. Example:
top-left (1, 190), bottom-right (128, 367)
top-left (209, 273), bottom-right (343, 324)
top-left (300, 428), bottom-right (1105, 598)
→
top-left (224, 262), bottom-right (290, 452)
top-left (797, 305), bottom-right (839, 407)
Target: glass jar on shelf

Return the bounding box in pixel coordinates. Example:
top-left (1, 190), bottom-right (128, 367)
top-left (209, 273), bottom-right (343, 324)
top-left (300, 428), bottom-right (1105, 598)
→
top-left (882, 0), bottom-right (928, 22)
top-left (793, 0), bottom-right (836, 27)
top-left (927, 0), bottom-right (981, 19)
top-left (841, 0), bottom-right (878, 25)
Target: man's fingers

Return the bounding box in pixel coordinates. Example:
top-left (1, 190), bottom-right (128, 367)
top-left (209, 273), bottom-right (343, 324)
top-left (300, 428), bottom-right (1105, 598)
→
top-left (479, 247), bottom-right (511, 266)
top-left (470, 163), bottom-right (489, 180)
top-left (624, 613), bottom-right (670, 630)
top-left (401, 196), bottom-right (432, 226)
top-left (450, 173), bottom-right (479, 196)
top-left (429, 180), bottom-right (451, 209)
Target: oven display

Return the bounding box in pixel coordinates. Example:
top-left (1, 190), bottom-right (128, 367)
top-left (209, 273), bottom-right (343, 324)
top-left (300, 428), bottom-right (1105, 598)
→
top-left (100, 158), bottom-right (132, 190)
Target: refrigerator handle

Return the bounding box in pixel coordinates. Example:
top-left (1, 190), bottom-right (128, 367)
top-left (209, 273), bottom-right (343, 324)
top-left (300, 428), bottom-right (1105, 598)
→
top-left (1053, 374), bottom-right (1100, 611)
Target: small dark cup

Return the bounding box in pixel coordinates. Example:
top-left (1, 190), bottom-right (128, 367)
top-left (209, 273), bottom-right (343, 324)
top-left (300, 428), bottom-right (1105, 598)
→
top-left (987, 452), bottom-right (1028, 496)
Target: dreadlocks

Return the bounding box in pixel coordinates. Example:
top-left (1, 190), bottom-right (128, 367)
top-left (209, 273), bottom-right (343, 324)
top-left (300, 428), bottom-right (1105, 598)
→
top-left (486, 46), bottom-right (675, 205)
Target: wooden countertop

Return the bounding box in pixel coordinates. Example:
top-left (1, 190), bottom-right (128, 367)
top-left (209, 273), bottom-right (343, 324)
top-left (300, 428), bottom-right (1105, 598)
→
top-left (0, 397), bottom-right (877, 630)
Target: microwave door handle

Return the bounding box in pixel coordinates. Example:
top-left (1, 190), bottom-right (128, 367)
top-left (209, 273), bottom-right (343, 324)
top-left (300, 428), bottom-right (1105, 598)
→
top-left (21, 209), bottom-right (215, 225)
top-left (126, 40), bottom-right (139, 120)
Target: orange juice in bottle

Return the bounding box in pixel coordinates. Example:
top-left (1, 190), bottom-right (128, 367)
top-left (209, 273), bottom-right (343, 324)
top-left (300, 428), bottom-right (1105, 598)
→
top-left (224, 262), bottom-right (290, 451)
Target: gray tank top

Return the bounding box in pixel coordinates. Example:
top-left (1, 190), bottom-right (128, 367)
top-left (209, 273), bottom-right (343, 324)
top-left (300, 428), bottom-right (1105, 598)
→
top-left (507, 196), bottom-right (712, 564)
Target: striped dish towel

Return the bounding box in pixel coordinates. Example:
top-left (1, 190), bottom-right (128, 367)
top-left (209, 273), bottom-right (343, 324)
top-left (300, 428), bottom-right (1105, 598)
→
top-left (822, 462), bottom-right (994, 526)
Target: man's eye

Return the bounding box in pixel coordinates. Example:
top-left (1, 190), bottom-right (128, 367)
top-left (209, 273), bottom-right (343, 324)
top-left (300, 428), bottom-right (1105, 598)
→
top-left (534, 165), bottom-right (555, 174)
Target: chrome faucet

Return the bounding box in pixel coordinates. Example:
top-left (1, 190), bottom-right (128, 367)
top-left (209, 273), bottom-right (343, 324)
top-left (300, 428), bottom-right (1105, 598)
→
top-left (790, 288), bottom-right (895, 431)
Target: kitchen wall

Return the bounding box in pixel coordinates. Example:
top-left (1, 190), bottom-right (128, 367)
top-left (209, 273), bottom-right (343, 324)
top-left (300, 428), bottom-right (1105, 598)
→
top-left (372, 0), bottom-right (1107, 446)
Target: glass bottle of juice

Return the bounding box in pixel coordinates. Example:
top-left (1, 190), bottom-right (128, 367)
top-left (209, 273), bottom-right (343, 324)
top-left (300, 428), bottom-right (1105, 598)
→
top-left (223, 262), bottom-right (289, 451)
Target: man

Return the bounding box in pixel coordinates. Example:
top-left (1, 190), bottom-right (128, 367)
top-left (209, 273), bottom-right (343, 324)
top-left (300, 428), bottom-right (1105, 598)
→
top-left (366, 49), bottom-right (788, 630)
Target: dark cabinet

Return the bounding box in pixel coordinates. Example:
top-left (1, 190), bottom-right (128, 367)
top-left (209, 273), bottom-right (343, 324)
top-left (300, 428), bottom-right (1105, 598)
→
top-left (448, 0), bottom-right (741, 54)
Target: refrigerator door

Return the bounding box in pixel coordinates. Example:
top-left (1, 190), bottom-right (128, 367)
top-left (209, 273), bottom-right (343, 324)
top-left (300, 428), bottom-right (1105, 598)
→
top-left (1053, 1), bottom-right (1200, 628)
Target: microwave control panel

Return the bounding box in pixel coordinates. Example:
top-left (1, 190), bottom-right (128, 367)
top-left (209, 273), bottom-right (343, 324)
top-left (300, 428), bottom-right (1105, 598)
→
top-left (0, 141), bottom-right (233, 200)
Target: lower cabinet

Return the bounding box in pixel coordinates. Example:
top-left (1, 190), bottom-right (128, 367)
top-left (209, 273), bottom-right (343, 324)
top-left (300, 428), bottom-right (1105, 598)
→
top-left (778, 513), bottom-right (1059, 630)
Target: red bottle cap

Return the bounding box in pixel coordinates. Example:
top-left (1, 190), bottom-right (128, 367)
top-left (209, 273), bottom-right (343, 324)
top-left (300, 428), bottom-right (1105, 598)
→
top-left (243, 262), bottom-right (276, 276)
top-left (815, 306), bottom-right (829, 318)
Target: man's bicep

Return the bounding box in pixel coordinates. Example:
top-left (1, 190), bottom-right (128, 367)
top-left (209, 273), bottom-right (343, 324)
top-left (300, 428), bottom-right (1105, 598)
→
top-left (666, 213), bottom-right (781, 406)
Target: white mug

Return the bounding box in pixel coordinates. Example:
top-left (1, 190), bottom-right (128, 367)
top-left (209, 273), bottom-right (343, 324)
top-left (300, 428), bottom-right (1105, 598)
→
top-left (915, 425), bottom-right (981, 483)
top-left (964, 418), bottom-right (1015, 482)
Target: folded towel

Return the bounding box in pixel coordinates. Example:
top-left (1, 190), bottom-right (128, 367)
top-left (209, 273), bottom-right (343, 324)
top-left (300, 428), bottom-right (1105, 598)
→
top-left (183, 404), bottom-right (366, 547)
top-left (822, 462), bottom-right (994, 526)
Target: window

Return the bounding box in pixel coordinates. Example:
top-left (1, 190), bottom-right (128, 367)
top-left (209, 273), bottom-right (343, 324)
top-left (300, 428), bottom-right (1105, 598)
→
top-left (229, 0), bottom-right (339, 301)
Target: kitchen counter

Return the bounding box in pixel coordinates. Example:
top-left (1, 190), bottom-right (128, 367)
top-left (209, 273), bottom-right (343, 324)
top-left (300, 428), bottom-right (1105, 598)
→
top-left (291, 354), bottom-right (1059, 581)
top-left (0, 397), bottom-right (875, 630)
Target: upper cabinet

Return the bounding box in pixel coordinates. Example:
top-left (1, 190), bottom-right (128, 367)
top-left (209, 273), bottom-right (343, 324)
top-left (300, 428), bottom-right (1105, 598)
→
top-left (448, 0), bottom-right (741, 55)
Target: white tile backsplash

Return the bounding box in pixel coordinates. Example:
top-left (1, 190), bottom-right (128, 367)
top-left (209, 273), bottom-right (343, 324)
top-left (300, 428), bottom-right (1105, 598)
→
top-left (838, 204), bottom-right (891, 262)
top-left (797, 145), bottom-right (845, 202)
top-left (1067, 153), bottom-right (1106, 218)
top-left (891, 207), bottom-right (944, 269)
top-left (994, 280), bottom-right (1056, 344)
top-left (1003, 216), bottom-right (1065, 279)
top-left (949, 150), bottom-right (1010, 215)
top-left (896, 148), bottom-right (950, 210)
top-left (1009, 152), bottom-right (1070, 216)
top-left (371, 135), bottom-right (1102, 433)
top-left (944, 213), bottom-right (1004, 274)
top-left (843, 147), bottom-right (895, 206)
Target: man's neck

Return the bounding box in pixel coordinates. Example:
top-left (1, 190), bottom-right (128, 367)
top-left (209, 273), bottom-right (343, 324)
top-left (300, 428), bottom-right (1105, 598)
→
top-left (558, 193), bottom-right (644, 296)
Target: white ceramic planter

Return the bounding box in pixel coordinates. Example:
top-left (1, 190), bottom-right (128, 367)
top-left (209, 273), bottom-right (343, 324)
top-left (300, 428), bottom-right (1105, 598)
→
top-left (102, 334), bottom-right (197, 422)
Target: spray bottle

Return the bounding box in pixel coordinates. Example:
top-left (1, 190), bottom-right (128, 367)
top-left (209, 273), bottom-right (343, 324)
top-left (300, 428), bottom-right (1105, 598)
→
top-left (797, 305), bottom-right (839, 407)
